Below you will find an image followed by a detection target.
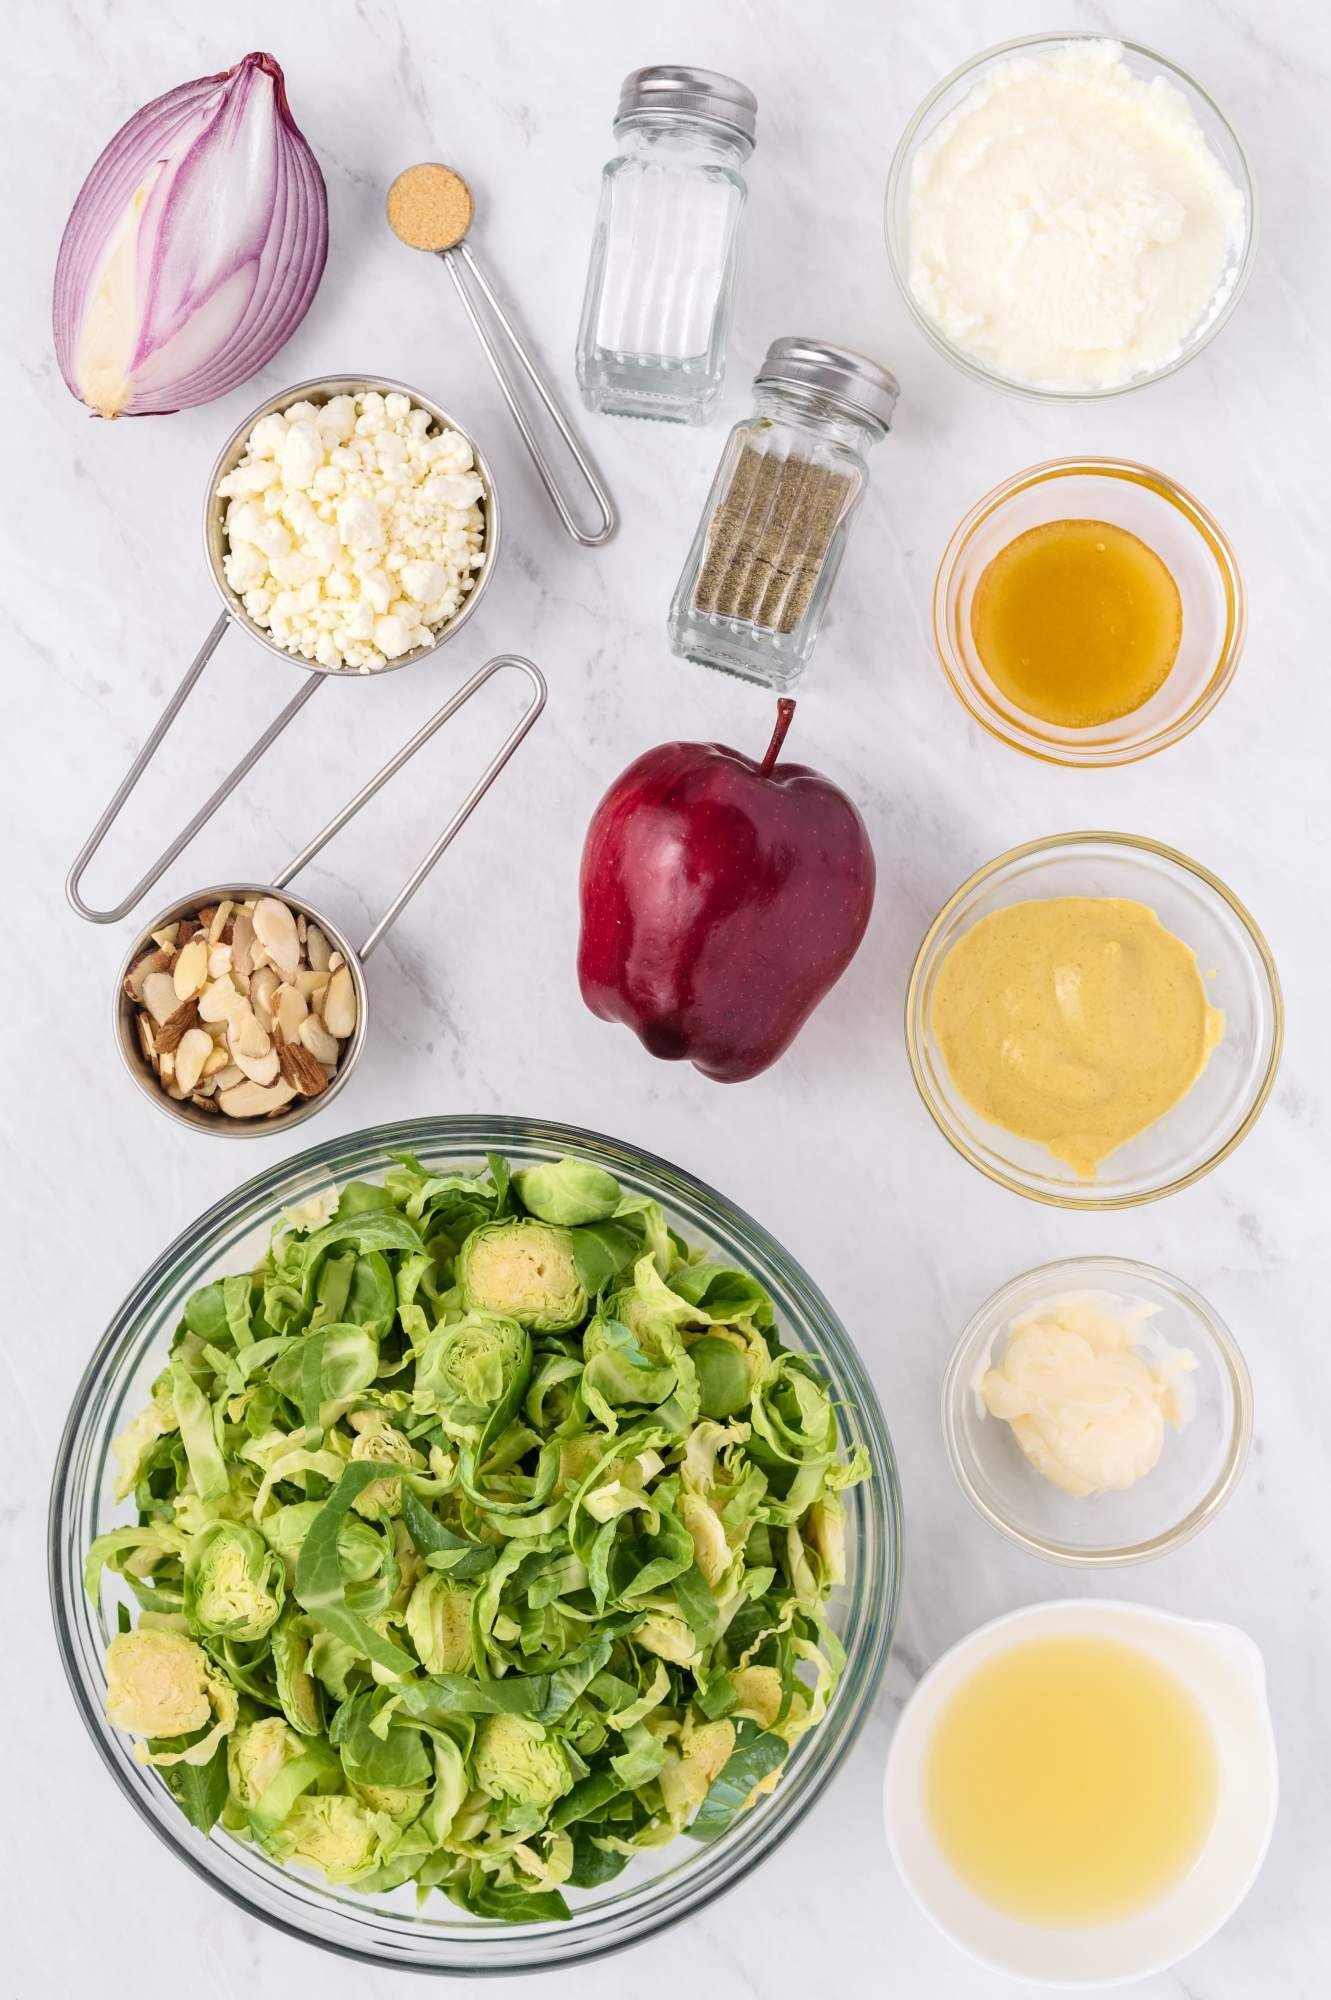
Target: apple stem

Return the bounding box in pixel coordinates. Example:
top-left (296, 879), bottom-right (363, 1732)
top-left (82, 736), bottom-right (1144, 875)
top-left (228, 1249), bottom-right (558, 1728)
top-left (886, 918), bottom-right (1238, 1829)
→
top-left (760, 699), bottom-right (796, 776)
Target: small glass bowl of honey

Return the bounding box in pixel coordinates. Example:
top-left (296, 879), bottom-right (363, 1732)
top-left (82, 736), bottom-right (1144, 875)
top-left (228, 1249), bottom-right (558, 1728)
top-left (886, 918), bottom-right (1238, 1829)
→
top-left (933, 458), bottom-right (1244, 766)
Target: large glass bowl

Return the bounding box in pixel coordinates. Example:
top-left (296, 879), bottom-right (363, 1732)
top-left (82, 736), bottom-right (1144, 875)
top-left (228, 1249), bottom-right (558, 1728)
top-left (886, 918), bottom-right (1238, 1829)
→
top-left (49, 1117), bottom-right (901, 1974)
top-left (884, 34), bottom-right (1258, 402)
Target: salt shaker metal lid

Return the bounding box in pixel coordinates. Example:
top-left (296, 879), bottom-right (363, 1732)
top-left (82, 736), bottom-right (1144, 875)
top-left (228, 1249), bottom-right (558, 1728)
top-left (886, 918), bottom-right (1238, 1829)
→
top-left (755, 337), bottom-right (900, 434)
top-left (615, 66), bottom-right (758, 146)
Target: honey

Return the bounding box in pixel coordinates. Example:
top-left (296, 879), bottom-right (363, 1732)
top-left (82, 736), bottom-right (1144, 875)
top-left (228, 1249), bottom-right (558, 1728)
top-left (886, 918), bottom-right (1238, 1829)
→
top-left (970, 518), bottom-right (1182, 729)
top-left (925, 1635), bottom-right (1218, 1928)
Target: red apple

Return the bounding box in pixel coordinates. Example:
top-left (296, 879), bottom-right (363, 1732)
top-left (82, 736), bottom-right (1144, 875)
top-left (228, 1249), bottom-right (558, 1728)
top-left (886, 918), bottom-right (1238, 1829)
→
top-left (577, 700), bottom-right (875, 1082)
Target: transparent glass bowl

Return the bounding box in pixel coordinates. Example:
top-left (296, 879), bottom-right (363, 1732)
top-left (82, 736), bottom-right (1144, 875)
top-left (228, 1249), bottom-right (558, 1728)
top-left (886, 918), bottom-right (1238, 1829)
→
top-left (941, 1258), bottom-right (1253, 1565)
top-left (905, 834), bottom-right (1283, 1207)
top-left (933, 460), bottom-right (1245, 766)
top-left (48, 1116), bottom-right (901, 1974)
top-left (884, 34), bottom-right (1258, 401)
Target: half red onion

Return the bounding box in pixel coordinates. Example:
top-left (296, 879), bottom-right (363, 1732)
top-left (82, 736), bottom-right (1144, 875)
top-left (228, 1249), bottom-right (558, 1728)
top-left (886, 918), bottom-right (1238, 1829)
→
top-left (53, 52), bottom-right (328, 419)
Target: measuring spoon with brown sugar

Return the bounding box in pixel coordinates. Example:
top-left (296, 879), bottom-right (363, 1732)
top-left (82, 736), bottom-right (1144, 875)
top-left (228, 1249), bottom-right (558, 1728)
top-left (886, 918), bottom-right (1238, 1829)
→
top-left (388, 163), bottom-right (615, 546)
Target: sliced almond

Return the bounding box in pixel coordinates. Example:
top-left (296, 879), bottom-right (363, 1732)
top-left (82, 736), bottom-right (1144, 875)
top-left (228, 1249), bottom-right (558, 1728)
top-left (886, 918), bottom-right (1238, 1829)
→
top-left (296, 912), bottom-right (308, 943)
top-left (218, 1077), bottom-right (297, 1119)
top-left (124, 947), bottom-right (173, 1003)
top-left (134, 1013), bottom-right (156, 1063)
top-left (296, 968), bottom-right (330, 1003)
top-left (150, 924), bottom-right (180, 952)
top-left (142, 971), bottom-right (181, 1025)
top-left (196, 904), bottom-right (220, 931)
top-left (234, 1045), bottom-right (281, 1086)
top-left (327, 951), bottom-right (345, 973)
top-left (305, 924), bottom-right (331, 972)
top-left (227, 1003), bottom-right (272, 1061)
top-left (231, 909), bottom-right (256, 979)
top-left (158, 1050), bottom-right (176, 1084)
top-left (276, 1031), bottom-right (330, 1096)
top-left (250, 965), bottom-right (279, 1030)
top-left (191, 1092), bottom-right (221, 1113)
top-left (212, 1062), bottom-right (245, 1091)
top-left (154, 997), bottom-right (199, 1053)
top-left (172, 936), bottom-right (209, 999)
top-left (253, 897), bottom-right (301, 980)
top-left (198, 975), bottom-right (246, 1025)
top-left (208, 900), bottom-right (233, 945)
top-left (202, 1043), bottom-right (231, 1077)
top-left (174, 1027), bottom-right (213, 1094)
top-left (274, 982), bottom-right (308, 1039)
top-left (208, 942), bottom-right (233, 978)
top-left (323, 965), bottom-right (357, 1039)
top-left (298, 1014), bottom-right (339, 1064)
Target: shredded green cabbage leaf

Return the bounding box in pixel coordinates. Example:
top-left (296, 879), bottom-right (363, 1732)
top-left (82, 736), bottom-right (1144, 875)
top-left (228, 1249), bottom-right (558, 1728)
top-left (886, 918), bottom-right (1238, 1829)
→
top-left (89, 1153), bottom-right (869, 1919)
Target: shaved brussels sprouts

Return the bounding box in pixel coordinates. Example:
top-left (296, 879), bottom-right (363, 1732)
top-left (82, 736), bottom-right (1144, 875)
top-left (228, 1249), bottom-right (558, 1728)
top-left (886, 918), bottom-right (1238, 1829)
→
top-left (510, 1157), bottom-right (621, 1225)
top-left (457, 1219), bottom-right (587, 1330)
top-left (90, 1151), bottom-right (868, 1918)
top-left (105, 1629), bottom-right (214, 1740)
top-left (413, 1313), bottom-right (531, 1439)
top-left (474, 1715), bottom-right (572, 1821)
top-left (405, 1573), bottom-right (474, 1675)
top-left (228, 1716), bottom-right (302, 1812)
top-left (267, 1794), bottom-right (391, 1881)
top-left (184, 1522), bottom-right (285, 1641)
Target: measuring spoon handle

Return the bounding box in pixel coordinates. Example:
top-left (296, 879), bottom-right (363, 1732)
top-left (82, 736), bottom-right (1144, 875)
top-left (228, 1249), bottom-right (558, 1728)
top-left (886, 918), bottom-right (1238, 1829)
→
top-left (443, 242), bottom-right (616, 548)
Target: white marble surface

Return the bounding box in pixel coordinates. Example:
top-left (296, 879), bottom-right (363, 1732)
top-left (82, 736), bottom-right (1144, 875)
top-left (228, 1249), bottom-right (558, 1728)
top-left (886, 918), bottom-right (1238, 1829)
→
top-left (5, 0), bottom-right (1329, 1992)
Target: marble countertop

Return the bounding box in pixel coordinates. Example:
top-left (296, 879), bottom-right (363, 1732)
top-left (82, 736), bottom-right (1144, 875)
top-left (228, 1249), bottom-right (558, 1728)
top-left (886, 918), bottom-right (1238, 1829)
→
top-left (6, 0), bottom-right (1328, 1993)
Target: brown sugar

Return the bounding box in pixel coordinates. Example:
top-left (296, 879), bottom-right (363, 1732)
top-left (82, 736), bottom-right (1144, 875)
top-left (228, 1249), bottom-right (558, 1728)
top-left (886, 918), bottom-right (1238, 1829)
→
top-left (386, 164), bottom-right (475, 252)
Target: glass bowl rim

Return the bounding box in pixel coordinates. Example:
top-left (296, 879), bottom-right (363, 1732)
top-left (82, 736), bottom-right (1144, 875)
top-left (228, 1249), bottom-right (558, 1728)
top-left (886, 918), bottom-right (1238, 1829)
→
top-left (903, 832), bottom-right (1285, 1209)
top-left (940, 1255), bottom-right (1254, 1566)
top-left (931, 458), bottom-right (1246, 767)
top-left (883, 31), bottom-right (1259, 403)
top-left (47, 1114), bottom-right (902, 1974)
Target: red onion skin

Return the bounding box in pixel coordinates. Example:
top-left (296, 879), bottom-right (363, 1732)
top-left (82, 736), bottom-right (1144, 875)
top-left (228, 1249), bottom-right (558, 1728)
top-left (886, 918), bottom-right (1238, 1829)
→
top-left (53, 51), bottom-right (328, 418)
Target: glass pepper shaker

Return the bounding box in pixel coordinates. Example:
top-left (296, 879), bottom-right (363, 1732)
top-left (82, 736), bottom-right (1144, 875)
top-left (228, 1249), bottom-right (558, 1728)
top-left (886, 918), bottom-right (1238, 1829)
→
top-left (576, 66), bottom-right (757, 425)
top-left (668, 338), bottom-right (899, 690)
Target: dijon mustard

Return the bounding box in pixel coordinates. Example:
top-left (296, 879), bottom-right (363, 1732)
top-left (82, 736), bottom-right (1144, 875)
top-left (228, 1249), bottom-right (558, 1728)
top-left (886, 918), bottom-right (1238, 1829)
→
top-left (931, 896), bottom-right (1224, 1178)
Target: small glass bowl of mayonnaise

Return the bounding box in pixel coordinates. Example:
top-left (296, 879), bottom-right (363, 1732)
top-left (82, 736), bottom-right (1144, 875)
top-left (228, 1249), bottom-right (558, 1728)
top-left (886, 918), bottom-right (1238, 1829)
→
top-left (942, 1258), bottom-right (1252, 1566)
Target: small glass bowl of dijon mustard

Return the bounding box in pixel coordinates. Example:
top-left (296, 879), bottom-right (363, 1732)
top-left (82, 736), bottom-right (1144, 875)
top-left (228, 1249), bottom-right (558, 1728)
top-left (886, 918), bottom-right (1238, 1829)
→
top-left (906, 833), bottom-right (1282, 1207)
top-left (942, 1258), bottom-right (1253, 1566)
top-left (933, 459), bottom-right (1244, 766)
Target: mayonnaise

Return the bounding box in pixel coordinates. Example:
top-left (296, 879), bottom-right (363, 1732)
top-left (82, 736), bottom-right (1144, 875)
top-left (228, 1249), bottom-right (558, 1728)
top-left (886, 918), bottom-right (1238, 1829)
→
top-left (975, 1291), bottom-right (1195, 1497)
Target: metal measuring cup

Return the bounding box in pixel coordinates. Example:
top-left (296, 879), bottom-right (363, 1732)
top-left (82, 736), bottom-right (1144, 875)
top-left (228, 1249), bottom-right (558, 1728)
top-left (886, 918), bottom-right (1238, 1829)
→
top-left (67, 374), bottom-right (502, 927)
top-left (113, 652), bottom-right (546, 1137)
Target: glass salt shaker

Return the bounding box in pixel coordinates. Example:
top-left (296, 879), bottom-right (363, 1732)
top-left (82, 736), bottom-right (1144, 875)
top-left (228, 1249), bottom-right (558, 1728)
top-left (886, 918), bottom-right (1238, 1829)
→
top-left (668, 337), bottom-right (899, 690)
top-left (576, 66), bottom-right (757, 424)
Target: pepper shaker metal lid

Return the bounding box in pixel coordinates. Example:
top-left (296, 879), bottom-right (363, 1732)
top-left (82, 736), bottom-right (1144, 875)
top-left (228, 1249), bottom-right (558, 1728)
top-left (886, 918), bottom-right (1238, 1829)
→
top-left (755, 337), bottom-right (900, 432)
top-left (615, 66), bottom-right (758, 145)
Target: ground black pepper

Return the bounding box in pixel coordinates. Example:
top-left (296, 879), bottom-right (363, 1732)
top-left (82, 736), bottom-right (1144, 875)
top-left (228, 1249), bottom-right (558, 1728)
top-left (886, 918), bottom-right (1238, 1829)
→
top-left (692, 443), bottom-right (852, 635)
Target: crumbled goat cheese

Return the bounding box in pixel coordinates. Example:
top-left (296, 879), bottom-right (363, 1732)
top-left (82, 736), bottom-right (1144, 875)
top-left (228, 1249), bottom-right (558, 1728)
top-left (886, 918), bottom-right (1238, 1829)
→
top-left (218, 389), bottom-right (486, 672)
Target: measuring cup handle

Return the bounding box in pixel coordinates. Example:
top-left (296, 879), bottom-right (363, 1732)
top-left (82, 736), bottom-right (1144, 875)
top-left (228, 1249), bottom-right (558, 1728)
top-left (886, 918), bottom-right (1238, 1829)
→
top-left (443, 242), bottom-right (616, 548)
top-left (269, 654), bottom-right (547, 960)
top-left (65, 613), bottom-right (324, 925)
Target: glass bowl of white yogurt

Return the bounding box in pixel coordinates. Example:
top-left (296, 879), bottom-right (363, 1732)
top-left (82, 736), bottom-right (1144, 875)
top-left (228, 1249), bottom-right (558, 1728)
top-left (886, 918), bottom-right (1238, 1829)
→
top-left (885, 35), bottom-right (1257, 399)
top-left (941, 1258), bottom-right (1253, 1565)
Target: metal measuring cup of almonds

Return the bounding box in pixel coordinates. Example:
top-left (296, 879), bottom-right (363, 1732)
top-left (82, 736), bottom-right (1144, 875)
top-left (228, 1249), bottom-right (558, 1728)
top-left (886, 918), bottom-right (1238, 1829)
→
top-left (114, 653), bottom-right (545, 1137)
